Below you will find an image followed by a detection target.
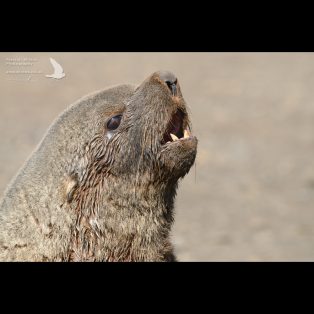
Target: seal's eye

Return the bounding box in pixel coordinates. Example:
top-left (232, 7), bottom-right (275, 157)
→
top-left (107, 115), bottom-right (122, 131)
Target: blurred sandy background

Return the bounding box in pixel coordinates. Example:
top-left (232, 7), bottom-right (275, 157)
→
top-left (0, 53), bottom-right (314, 261)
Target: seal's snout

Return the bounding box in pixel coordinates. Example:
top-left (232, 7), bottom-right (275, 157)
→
top-left (158, 71), bottom-right (178, 96)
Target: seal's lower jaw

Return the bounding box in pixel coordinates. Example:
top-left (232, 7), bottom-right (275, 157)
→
top-left (159, 135), bottom-right (197, 179)
top-left (161, 134), bottom-right (198, 155)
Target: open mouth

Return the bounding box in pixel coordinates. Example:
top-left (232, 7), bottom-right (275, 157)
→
top-left (162, 109), bottom-right (192, 145)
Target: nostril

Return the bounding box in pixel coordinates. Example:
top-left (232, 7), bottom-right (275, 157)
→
top-left (165, 80), bottom-right (177, 96)
top-left (165, 79), bottom-right (177, 87)
top-left (158, 71), bottom-right (178, 96)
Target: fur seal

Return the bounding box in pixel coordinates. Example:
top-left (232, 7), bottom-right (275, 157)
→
top-left (0, 71), bottom-right (197, 261)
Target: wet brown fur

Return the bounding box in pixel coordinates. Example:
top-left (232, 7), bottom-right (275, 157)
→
top-left (0, 71), bottom-right (197, 261)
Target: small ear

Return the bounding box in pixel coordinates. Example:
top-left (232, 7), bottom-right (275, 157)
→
top-left (65, 175), bottom-right (78, 203)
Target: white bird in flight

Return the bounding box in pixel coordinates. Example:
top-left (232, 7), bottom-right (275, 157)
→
top-left (45, 58), bottom-right (65, 79)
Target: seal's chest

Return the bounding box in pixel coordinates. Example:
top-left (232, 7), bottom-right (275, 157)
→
top-left (67, 232), bottom-right (137, 262)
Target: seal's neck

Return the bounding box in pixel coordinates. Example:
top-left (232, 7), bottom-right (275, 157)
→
top-left (66, 179), bottom-right (178, 261)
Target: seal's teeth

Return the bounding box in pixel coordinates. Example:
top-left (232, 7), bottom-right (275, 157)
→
top-left (184, 129), bottom-right (190, 138)
top-left (170, 133), bottom-right (179, 141)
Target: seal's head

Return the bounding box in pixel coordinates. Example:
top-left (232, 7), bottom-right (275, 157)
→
top-left (106, 71), bottom-right (197, 181)
top-left (64, 71), bottom-right (197, 199)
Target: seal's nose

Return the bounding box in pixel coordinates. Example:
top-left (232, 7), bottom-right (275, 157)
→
top-left (158, 71), bottom-right (178, 96)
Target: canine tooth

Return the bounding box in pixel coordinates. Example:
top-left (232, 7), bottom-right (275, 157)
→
top-left (184, 129), bottom-right (190, 138)
top-left (170, 133), bottom-right (179, 141)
